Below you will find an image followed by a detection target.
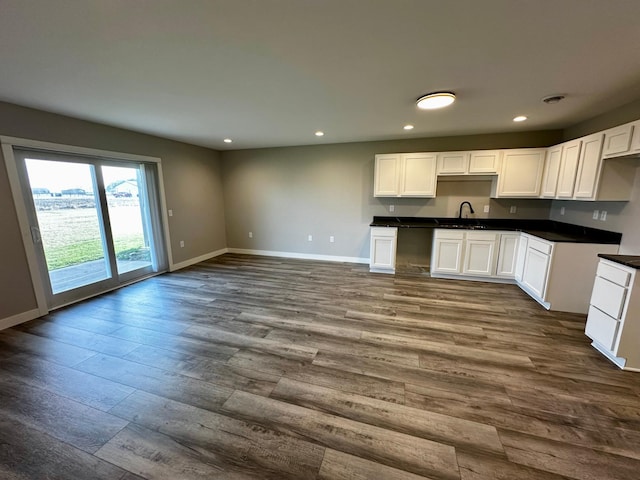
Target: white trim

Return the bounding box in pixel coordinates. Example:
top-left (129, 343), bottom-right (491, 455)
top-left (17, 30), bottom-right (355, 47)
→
top-left (228, 248), bottom-right (369, 264)
top-left (0, 308), bottom-right (41, 331)
top-left (156, 162), bottom-right (174, 267)
top-left (1, 143), bottom-right (49, 317)
top-left (0, 135), bottom-right (161, 163)
top-left (170, 248), bottom-right (229, 271)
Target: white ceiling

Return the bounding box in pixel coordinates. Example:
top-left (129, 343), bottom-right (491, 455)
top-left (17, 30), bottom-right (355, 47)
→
top-left (2, 0), bottom-right (640, 150)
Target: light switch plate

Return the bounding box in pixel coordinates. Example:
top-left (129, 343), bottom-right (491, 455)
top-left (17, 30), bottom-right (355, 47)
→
top-left (593, 210), bottom-right (599, 220)
top-left (483, 205), bottom-right (490, 213)
top-left (389, 205), bottom-right (395, 213)
top-left (510, 206), bottom-right (517, 214)
top-left (560, 207), bottom-right (565, 215)
top-left (600, 210), bottom-right (607, 221)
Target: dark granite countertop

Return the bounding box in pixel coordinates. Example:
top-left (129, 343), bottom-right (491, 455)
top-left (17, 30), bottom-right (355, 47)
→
top-left (598, 254), bottom-right (640, 269)
top-left (370, 216), bottom-right (622, 244)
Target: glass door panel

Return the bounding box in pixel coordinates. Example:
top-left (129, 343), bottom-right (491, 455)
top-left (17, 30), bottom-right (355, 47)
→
top-left (102, 165), bottom-right (153, 276)
top-left (24, 159), bottom-right (111, 295)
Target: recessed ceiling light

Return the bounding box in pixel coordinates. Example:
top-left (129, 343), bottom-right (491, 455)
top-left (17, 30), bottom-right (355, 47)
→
top-left (513, 116), bottom-right (528, 122)
top-left (416, 92), bottom-right (456, 110)
top-left (315, 131), bottom-right (324, 137)
top-left (403, 124), bottom-right (414, 130)
top-left (223, 138), bottom-right (232, 143)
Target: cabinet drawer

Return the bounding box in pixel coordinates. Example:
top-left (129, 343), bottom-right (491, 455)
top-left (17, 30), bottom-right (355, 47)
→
top-left (591, 276), bottom-right (627, 319)
top-left (596, 261), bottom-right (631, 287)
top-left (434, 229), bottom-right (465, 240)
top-left (370, 227), bottom-right (398, 238)
top-left (585, 305), bottom-right (620, 351)
top-left (527, 236), bottom-right (552, 255)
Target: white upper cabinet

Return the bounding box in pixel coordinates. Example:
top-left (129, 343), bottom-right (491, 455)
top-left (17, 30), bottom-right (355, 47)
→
top-left (602, 122), bottom-right (636, 158)
top-left (556, 139), bottom-right (582, 198)
top-left (469, 150), bottom-right (501, 174)
top-left (540, 144), bottom-right (562, 198)
top-left (374, 153), bottom-right (437, 197)
top-left (437, 151), bottom-right (470, 175)
top-left (493, 149), bottom-right (546, 198)
top-left (631, 120), bottom-right (640, 153)
top-left (573, 133), bottom-right (604, 200)
top-left (436, 150), bottom-right (500, 175)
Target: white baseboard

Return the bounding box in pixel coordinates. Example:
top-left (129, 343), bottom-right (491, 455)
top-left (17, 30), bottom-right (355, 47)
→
top-left (0, 308), bottom-right (41, 331)
top-left (170, 248), bottom-right (229, 271)
top-left (228, 248), bottom-right (369, 264)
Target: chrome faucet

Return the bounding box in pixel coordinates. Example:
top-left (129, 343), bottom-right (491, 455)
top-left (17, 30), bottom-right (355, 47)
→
top-left (458, 201), bottom-right (475, 218)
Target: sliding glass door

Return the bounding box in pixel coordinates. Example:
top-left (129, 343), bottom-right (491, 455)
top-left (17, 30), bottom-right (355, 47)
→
top-left (15, 149), bottom-right (167, 309)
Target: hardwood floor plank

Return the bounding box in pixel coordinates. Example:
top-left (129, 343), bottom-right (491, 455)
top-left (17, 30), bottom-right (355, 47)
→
top-left (457, 451), bottom-right (572, 480)
top-left (227, 349), bottom-right (406, 404)
top-left (0, 353), bottom-right (135, 411)
top-left (110, 390), bottom-right (325, 479)
top-left (0, 329), bottom-right (96, 367)
top-left (499, 429), bottom-right (640, 480)
top-left (95, 424), bottom-right (259, 480)
top-left (183, 324), bottom-right (318, 360)
top-left (0, 416), bottom-right (132, 480)
top-left (123, 344), bottom-right (279, 396)
top-left (271, 377), bottom-right (504, 454)
top-left (17, 320), bottom-right (142, 357)
top-left (74, 354), bottom-right (234, 412)
top-left (0, 376), bottom-right (127, 454)
top-left (318, 448), bottom-right (435, 480)
top-left (221, 390), bottom-right (459, 480)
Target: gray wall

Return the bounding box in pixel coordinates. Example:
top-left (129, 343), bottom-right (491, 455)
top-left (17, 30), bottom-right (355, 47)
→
top-left (221, 130), bottom-right (561, 260)
top-left (549, 98), bottom-right (640, 254)
top-left (0, 101), bottom-right (226, 320)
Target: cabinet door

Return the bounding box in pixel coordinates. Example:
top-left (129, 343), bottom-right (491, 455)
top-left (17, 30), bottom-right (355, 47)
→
top-left (521, 246), bottom-right (551, 299)
top-left (463, 236), bottom-right (497, 276)
top-left (374, 155), bottom-right (400, 197)
top-left (432, 236), bottom-right (464, 274)
top-left (400, 153), bottom-right (437, 197)
top-left (556, 139), bottom-right (581, 198)
top-left (469, 150), bottom-right (501, 174)
top-left (585, 305), bottom-right (621, 351)
top-left (369, 228), bottom-right (397, 272)
top-left (540, 145), bottom-right (562, 198)
top-left (496, 233), bottom-right (520, 277)
top-left (437, 152), bottom-right (469, 175)
top-left (514, 235), bottom-right (528, 282)
top-left (574, 134), bottom-right (604, 199)
top-left (496, 149), bottom-right (546, 197)
top-left (602, 124), bottom-right (634, 157)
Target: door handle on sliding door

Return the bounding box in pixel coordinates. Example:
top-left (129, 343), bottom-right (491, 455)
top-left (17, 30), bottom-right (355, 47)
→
top-left (30, 226), bottom-right (41, 244)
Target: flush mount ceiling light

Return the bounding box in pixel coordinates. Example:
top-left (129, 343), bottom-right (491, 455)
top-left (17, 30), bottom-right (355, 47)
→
top-left (403, 124), bottom-right (414, 130)
top-left (416, 92), bottom-right (456, 110)
top-left (315, 131), bottom-right (324, 137)
top-left (223, 138), bottom-right (232, 143)
top-left (513, 115), bottom-right (528, 122)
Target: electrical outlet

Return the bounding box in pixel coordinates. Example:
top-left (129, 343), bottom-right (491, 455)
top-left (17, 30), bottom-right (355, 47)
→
top-left (389, 205), bottom-right (395, 213)
top-left (308, 235), bottom-right (313, 242)
top-left (483, 205), bottom-right (490, 213)
top-left (509, 206), bottom-right (517, 214)
top-left (248, 232), bottom-right (253, 238)
top-left (329, 236), bottom-right (335, 243)
top-left (592, 210), bottom-right (599, 220)
top-left (168, 209), bottom-right (173, 217)
top-left (560, 207), bottom-right (565, 215)
top-left (179, 240), bottom-right (185, 248)
top-left (600, 210), bottom-right (607, 221)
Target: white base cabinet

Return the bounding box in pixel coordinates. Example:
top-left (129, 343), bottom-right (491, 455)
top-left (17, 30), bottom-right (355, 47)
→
top-left (586, 258), bottom-right (640, 371)
top-left (432, 230), bottom-right (509, 281)
top-left (369, 227), bottom-right (398, 274)
top-left (516, 233), bottom-right (619, 313)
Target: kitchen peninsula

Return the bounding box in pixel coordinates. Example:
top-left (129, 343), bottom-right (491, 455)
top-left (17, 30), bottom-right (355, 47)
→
top-left (370, 216), bottom-right (621, 314)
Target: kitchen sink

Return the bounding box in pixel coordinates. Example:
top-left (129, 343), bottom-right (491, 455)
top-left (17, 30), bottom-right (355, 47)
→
top-left (442, 224), bottom-right (487, 230)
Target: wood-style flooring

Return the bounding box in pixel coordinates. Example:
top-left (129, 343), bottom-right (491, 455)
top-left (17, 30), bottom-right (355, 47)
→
top-left (1, 253), bottom-right (639, 479)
